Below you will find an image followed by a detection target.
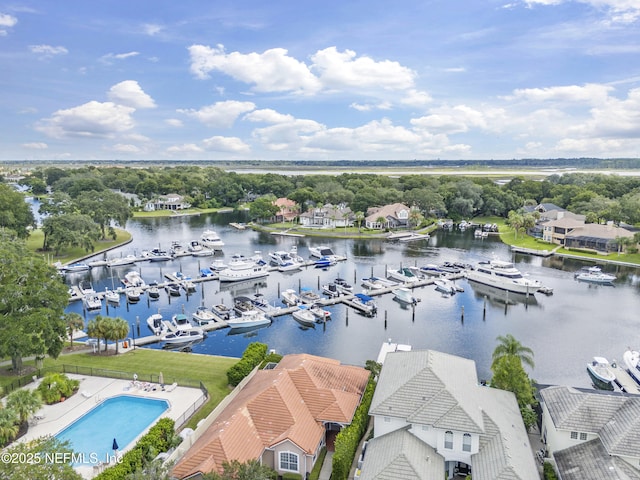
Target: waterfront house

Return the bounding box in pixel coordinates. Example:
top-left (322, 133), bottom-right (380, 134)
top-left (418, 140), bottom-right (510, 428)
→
top-left (539, 385), bottom-right (640, 479)
top-left (524, 203), bottom-right (585, 238)
top-left (144, 193), bottom-right (190, 211)
top-left (272, 197), bottom-right (299, 223)
top-left (171, 354), bottom-right (370, 479)
top-left (299, 203), bottom-right (354, 228)
top-left (361, 350), bottom-right (538, 480)
top-left (542, 218), bottom-right (634, 252)
top-left (365, 203), bottom-right (410, 230)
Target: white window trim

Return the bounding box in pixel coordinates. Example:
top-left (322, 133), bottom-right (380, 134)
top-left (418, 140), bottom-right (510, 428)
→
top-left (279, 451), bottom-right (299, 472)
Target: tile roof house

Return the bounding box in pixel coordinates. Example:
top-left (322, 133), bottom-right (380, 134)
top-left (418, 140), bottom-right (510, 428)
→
top-left (273, 197), bottom-right (299, 222)
top-left (539, 385), bottom-right (640, 479)
top-left (365, 203), bottom-right (410, 230)
top-left (172, 354), bottom-right (370, 479)
top-left (299, 203), bottom-right (354, 228)
top-left (542, 218), bottom-right (634, 252)
top-left (361, 350), bottom-right (538, 480)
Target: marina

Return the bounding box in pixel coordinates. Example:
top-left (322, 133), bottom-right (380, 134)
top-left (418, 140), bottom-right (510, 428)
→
top-left (60, 212), bottom-right (640, 391)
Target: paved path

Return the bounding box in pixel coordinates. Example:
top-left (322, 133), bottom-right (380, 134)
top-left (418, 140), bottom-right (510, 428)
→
top-left (318, 451), bottom-right (334, 480)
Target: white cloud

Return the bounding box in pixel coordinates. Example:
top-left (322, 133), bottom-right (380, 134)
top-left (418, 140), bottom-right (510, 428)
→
top-left (29, 44), bottom-right (68, 56)
top-left (165, 118), bottom-right (183, 127)
top-left (107, 80), bottom-right (156, 109)
top-left (143, 23), bottom-right (163, 36)
top-left (567, 87), bottom-right (640, 138)
top-left (202, 136), bottom-right (250, 153)
top-left (100, 51), bottom-right (140, 64)
top-left (36, 101), bottom-right (136, 138)
top-left (166, 143), bottom-right (204, 154)
top-left (22, 142), bottom-right (48, 149)
top-left (112, 143), bottom-right (143, 153)
top-left (350, 101), bottom-right (393, 112)
top-left (524, 0), bottom-right (640, 23)
top-left (508, 83), bottom-right (613, 105)
top-left (411, 105), bottom-right (502, 134)
top-left (400, 89), bottom-right (433, 107)
top-left (0, 12), bottom-right (17, 35)
top-left (244, 109), bottom-right (295, 124)
top-left (178, 100), bottom-right (255, 127)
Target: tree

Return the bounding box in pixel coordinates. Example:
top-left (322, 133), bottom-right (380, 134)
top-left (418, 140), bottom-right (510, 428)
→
top-left (5, 389), bottom-right (42, 427)
top-left (0, 436), bottom-right (83, 479)
top-left (86, 316), bottom-right (111, 354)
top-left (506, 210), bottom-right (525, 239)
top-left (354, 211), bottom-right (365, 232)
top-left (41, 213), bottom-right (101, 254)
top-left (364, 360), bottom-right (381, 378)
top-left (107, 317), bottom-right (130, 354)
top-left (248, 196), bottom-right (279, 223)
top-left (0, 408), bottom-right (19, 446)
top-left (75, 189), bottom-right (131, 239)
top-left (64, 312), bottom-right (85, 348)
top-left (490, 355), bottom-right (537, 430)
top-left (0, 231), bottom-right (69, 372)
top-left (203, 459), bottom-right (277, 480)
top-left (0, 183), bottom-right (35, 238)
top-left (491, 333), bottom-right (535, 370)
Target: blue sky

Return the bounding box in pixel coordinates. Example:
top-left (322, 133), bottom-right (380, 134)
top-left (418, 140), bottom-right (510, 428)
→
top-left (1, 0), bottom-right (640, 162)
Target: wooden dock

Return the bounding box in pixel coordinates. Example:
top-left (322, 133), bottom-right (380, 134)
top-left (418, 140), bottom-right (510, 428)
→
top-left (611, 363), bottom-right (640, 394)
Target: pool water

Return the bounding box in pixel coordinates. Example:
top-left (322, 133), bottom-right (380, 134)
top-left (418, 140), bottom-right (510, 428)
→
top-left (56, 395), bottom-right (169, 464)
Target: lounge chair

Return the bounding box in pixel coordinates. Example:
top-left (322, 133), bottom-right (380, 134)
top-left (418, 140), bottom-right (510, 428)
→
top-left (81, 390), bottom-right (93, 398)
top-left (166, 382), bottom-right (178, 392)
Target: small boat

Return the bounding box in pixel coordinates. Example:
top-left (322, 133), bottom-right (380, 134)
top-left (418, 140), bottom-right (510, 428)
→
top-left (299, 288), bottom-right (321, 304)
top-left (146, 248), bottom-right (173, 262)
top-left (189, 241), bottom-right (214, 256)
top-left (170, 242), bottom-right (186, 256)
top-left (586, 356), bottom-right (616, 390)
top-left (199, 267), bottom-right (215, 278)
top-left (393, 287), bottom-right (419, 305)
top-left (163, 328), bottom-right (206, 345)
top-left (352, 293), bottom-right (377, 316)
top-left (211, 303), bottom-right (233, 320)
top-left (398, 233), bottom-right (430, 242)
top-left (387, 267), bottom-right (419, 284)
top-left (537, 285), bottom-right (554, 295)
top-left (107, 255), bottom-right (138, 268)
top-left (104, 288), bottom-right (120, 305)
top-left (434, 278), bottom-right (457, 295)
top-left (64, 262), bottom-right (91, 273)
top-left (474, 229), bottom-right (489, 238)
top-left (574, 266), bottom-right (616, 284)
top-left (288, 245), bottom-right (305, 264)
top-left (269, 251), bottom-right (301, 271)
top-left (361, 277), bottom-right (398, 290)
top-left (192, 306), bottom-right (216, 325)
top-left (334, 278), bottom-right (354, 294)
top-left (210, 259), bottom-right (228, 272)
top-left (281, 289), bottom-right (300, 306)
top-left (227, 309), bottom-right (271, 329)
top-left (165, 283), bottom-right (181, 296)
top-left (147, 281), bottom-right (160, 299)
top-left (172, 313), bottom-right (193, 331)
top-left (419, 264), bottom-right (444, 276)
top-left (126, 286), bottom-right (142, 302)
top-left (79, 280), bottom-right (95, 295)
top-left (200, 229), bottom-right (224, 250)
top-left (314, 256), bottom-right (336, 268)
top-left (322, 283), bottom-right (341, 298)
top-left (251, 293), bottom-right (271, 311)
top-left (438, 262), bottom-right (462, 274)
top-left (218, 253), bottom-right (270, 282)
top-left (309, 303), bottom-right (331, 320)
top-left (83, 294), bottom-right (102, 311)
top-left (122, 271), bottom-right (145, 287)
top-left (309, 245), bottom-right (340, 261)
top-left (292, 305), bottom-right (317, 327)
top-left (87, 258), bottom-right (108, 268)
top-left (181, 279), bottom-right (196, 293)
top-left (623, 350), bottom-right (640, 385)
top-left (146, 313), bottom-right (167, 335)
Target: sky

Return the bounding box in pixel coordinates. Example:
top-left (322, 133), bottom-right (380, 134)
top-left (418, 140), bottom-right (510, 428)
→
top-left (1, 0), bottom-right (640, 162)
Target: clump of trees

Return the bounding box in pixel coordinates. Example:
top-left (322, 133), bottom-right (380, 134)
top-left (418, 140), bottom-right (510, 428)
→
top-left (226, 342), bottom-right (268, 386)
top-left (37, 373), bottom-right (80, 404)
top-left (86, 315), bottom-right (131, 354)
top-left (0, 437), bottom-right (82, 479)
top-left (0, 389), bottom-right (43, 446)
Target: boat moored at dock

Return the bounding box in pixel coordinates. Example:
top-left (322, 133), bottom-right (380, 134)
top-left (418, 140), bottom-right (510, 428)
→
top-left (465, 260), bottom-right (541, 294)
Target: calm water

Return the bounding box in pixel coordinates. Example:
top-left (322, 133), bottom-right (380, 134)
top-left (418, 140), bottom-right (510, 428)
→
top-left (63, 212), bottom-right (640, 388)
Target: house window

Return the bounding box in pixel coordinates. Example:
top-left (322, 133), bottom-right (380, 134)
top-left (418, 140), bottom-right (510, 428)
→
top-left (463, 433), bottom-right (472, 452)
top-left (570, 431), bottom-right (578, 439)
top-left (579, 432), bottom-right (587, 440)
top-left (280, 452), bottom-right (299, 472)
top-left (445, 431), bottom-right (453, 449)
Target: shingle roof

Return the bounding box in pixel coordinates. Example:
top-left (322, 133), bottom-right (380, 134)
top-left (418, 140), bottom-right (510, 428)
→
top-left (172, 354), bottom-right (369, 479)
top-left (369, 350), bottom-right (538, 480)
top-left (554, 438), bottom-right (640, 480)
top-left (365, 203), bottom-right (410, 222)
top-left (358, 428), bottom-right (444, 480)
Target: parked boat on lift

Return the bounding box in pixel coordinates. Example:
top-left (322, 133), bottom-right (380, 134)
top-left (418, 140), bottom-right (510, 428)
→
top-left (165, 283), bottom-right (181, 296)
top-left (83, 294), bottom-right (102, 311)
top-left (292, 305), bottom-right (317, 327)
top-left (107, 255), bottom-right (138, 268)
top-left (147, 281), bottom-right (160, 299)
top-left (122, 271), bottom-right (145, 288)
top-left (322, 283), bottom-right (341, 298)
top-left (334, 278), bottom-right (354, 294)
top-left (623, 350), bottom-right (640, 385)
top-left (218, 253), bottom-right (270, 282)
top-left (309, 245), bottom-right (339, 261)
top-left (361, 277), bottom-right (399, 290)
top-left (227, 308), bottom-right (271, 329)
top-left (126, 286), bottom-right (142, 302)
top-left (309, 303), bottom-right (331, 320)
top-left (300, 288), bottom-right (321, 304)
top-left (163, 328), bottom-right (206, 346)
top-left (64, 262), bottom-right (92, 273)
top-left (434, 278), bottom-right (457, 295)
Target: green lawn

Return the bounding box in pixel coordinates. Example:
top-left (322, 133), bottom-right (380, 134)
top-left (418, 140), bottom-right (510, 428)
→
top-left (15, 349), bottom-right (238, 429)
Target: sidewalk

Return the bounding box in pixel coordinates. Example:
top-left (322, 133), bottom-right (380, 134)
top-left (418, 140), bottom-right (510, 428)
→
top-left (318, 451), bottom-right (334, 480)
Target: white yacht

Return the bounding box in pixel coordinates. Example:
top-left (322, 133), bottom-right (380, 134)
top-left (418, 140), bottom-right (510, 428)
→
top-left (147, 313), bottom-right (167, 336)
top-left (104, 288), bottom-right (120, 304)
top-left (171, 313), bottom-right (193, 331)
top-left (192, 306), bottom-right (216, 325)
top-left (107, 255), bottom-right (138, 268)
top-left (292, 305), bottom-right (317, 327)
top-left (227, 308), bottom-right (271, 329)
top-left (393, 287), bottom-right (419, 305)
top-left (624, 350), bottom-right (640, 385)
top-left (282, 289), bottom-right (300, 306)
top-left (309, 245), bottom-right (340, 261)
top-left (466, 260), bottom-right (542, 294)
top-left (218, 253), bottom-right (270, 282)
top-left (387, 267), bottom-right (420, 284)
top-left (269, 251), bottom-right (301, 271)
top-left (122, 271), bottom-right (145, 288)
top-left (361, 277), bottom-right (398, 290)
top-left (574, 266), bottom-right (616, 284)
top-left (200, 229), bottom-right (224, 250)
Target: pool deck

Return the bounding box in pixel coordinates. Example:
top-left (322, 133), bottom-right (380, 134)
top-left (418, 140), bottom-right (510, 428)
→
top-left (21, 374), bottom-right (204, 479)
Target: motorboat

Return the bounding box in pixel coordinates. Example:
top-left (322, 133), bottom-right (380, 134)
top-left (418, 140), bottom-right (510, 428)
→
top-left (281, 289), bottom-right (300, 306)
top-left (227, 308), bottom-right (271, 329)
top-left (419, 264), bottom-right (444, 276)
top-left (361, 277), bottom-right (398, 290)
top-left (351, 293), bottom-right (377, 316)
top-left (64, 262), bottom-right (91, 273)
top-left (107, 255), bottom-right (138, 268)
top-left (163, 328), bottom-right (206, 345)
top-left (145, 248), bottom-right (173, 262)
top-left (468, 279), bottom-right (538, 307)
top-left (170, 241), bottom-right (186, 256)
top-left (210, 259), bottom-right (228, 272)
top-left (147, 313), bottom-right (167, 336)
top-left (292, 305), bottom-right (317, 327)
top-left (586, 356), bottom-right (616, 390)
top-left (574, 266), bottom-right (616, 284)
top-left (393, 287), bottom-right (419, 305)
top-left (218, 253), bottom-right (270, 282)
top-left (83, 294), bottom-right (102, 311)
top-left (309, 245), bottom-right (338, 260)
top-left (211, 303), bottom-right (233, 320)
top-left (147, 280), bottom-right (160, 297)
top-left (299, 288), bottom-right (321, 304)
top-left (104, 288), bottom-right (120, 304)
top-left (288, 245), bottom-right (305, 264)
top-left (126, 286), bottom-right (142, 302)
top-left (189, 240), bottom-right (214, 257)
top-left (181, 278), bottom-right (196, 293)
top-left (123, 271), bottom-right (145, 287)
top-left (87, 258), bottom-right (109, 268)
top-left (434, 278), bottom-right (457, 295)
top-left (309, 303), bottom-right (331, 320)
top-left (269, 251), bottom-right (301, 271)
top-left (398, 232), bottom-right (430, 242)
top-left (623, 350), bottom-right (640, 385)
top-left (251, 293), bottom-right (271, 311)
top-left (233, 296), bottom-right (257, 316)
top-left (165, 283), bottom-right (181, 296)
top-left (172, 313), bottom-right (193, 331)
top-left (474, 229), bottom-right (489, 238)
top-left (200, 229), bottom-right (224, 250)
top-left (465, 260), bottom-right (542, 294)
top-left (334, 278), bottom-right (354, 294)
top-left (79, 280), bottom-right (95, 295)
top-left (438, 262), bottom-right (462, 274)
top-left (387, 267), bottom-right (420, 284)
top-left (200, 267), bottom-right (215, 278)
top-left (322, 283), bottom-right (341, 298)
top-left (314, 257), bottom-right (336, 268)
top-left (192, 306), bottom-right (216, 325)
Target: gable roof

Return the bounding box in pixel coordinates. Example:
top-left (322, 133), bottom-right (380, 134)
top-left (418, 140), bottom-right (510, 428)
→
top-left (554, 438), bottom-right (640, 480)
top-left (365, 203), bottom-right (410, 222)
top-left (370, 350), bottom-right (538, 480)
top-left (172, 354), bottom-right (369, 479)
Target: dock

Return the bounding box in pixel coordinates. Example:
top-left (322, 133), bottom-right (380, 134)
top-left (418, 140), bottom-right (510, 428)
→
top-left (229, 222), bottom-right (246, 230)
top-left (611, 363), bottom-right (640, 394)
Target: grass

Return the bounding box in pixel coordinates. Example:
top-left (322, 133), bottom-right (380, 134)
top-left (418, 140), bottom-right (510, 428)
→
top-left (16, 349), bottom-right (238, 429)
top-left (26, 228), bottom-right (132, 265)
top-left (131, 207), bottom-right (232, 218)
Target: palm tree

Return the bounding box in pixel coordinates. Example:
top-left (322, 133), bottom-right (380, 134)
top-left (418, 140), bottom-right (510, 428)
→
top-left (355, 211), bottom-right (365, 233)
top-left (64, 312), bottom-right (85, 348)
top-left (0, 408), bottom-right (19, 446)
top-left (376, 216), bottom-right (386, 230)
top-left (86, 315), bottom-right (110, 354)
top-left (109, 317), bottom-right (130, 354)
top-left (491, 334), bottom-right (535, 370)
top-left (6, 389), bottom-right (42, 427)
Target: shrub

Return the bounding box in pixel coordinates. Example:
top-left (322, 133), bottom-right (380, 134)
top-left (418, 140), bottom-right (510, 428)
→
top-left (227, 342), bottom-right (268, 386)
top-left (37, 373), bottom-right (79, 404)
top-left (543, 462), bottom-right (558, 480)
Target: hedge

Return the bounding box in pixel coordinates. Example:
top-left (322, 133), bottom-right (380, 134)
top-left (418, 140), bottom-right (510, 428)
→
top-left (331, 374), bottom-right (376, 480)
top-left (93, 417), bottom-right (175, 480)
top-left (227, 342), bottom-right (268, 386)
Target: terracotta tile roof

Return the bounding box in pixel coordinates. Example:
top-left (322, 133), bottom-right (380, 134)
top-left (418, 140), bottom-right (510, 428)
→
top-left (172, 354), bottom-right (369, 479)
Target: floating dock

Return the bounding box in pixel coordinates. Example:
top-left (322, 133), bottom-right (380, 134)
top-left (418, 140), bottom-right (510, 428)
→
top-left (611, 363), bottom-right (640, 394)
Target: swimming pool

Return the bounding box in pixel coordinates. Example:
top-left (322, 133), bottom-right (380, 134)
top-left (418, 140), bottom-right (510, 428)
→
top-left (56, 395), bottom-right (169, 464)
